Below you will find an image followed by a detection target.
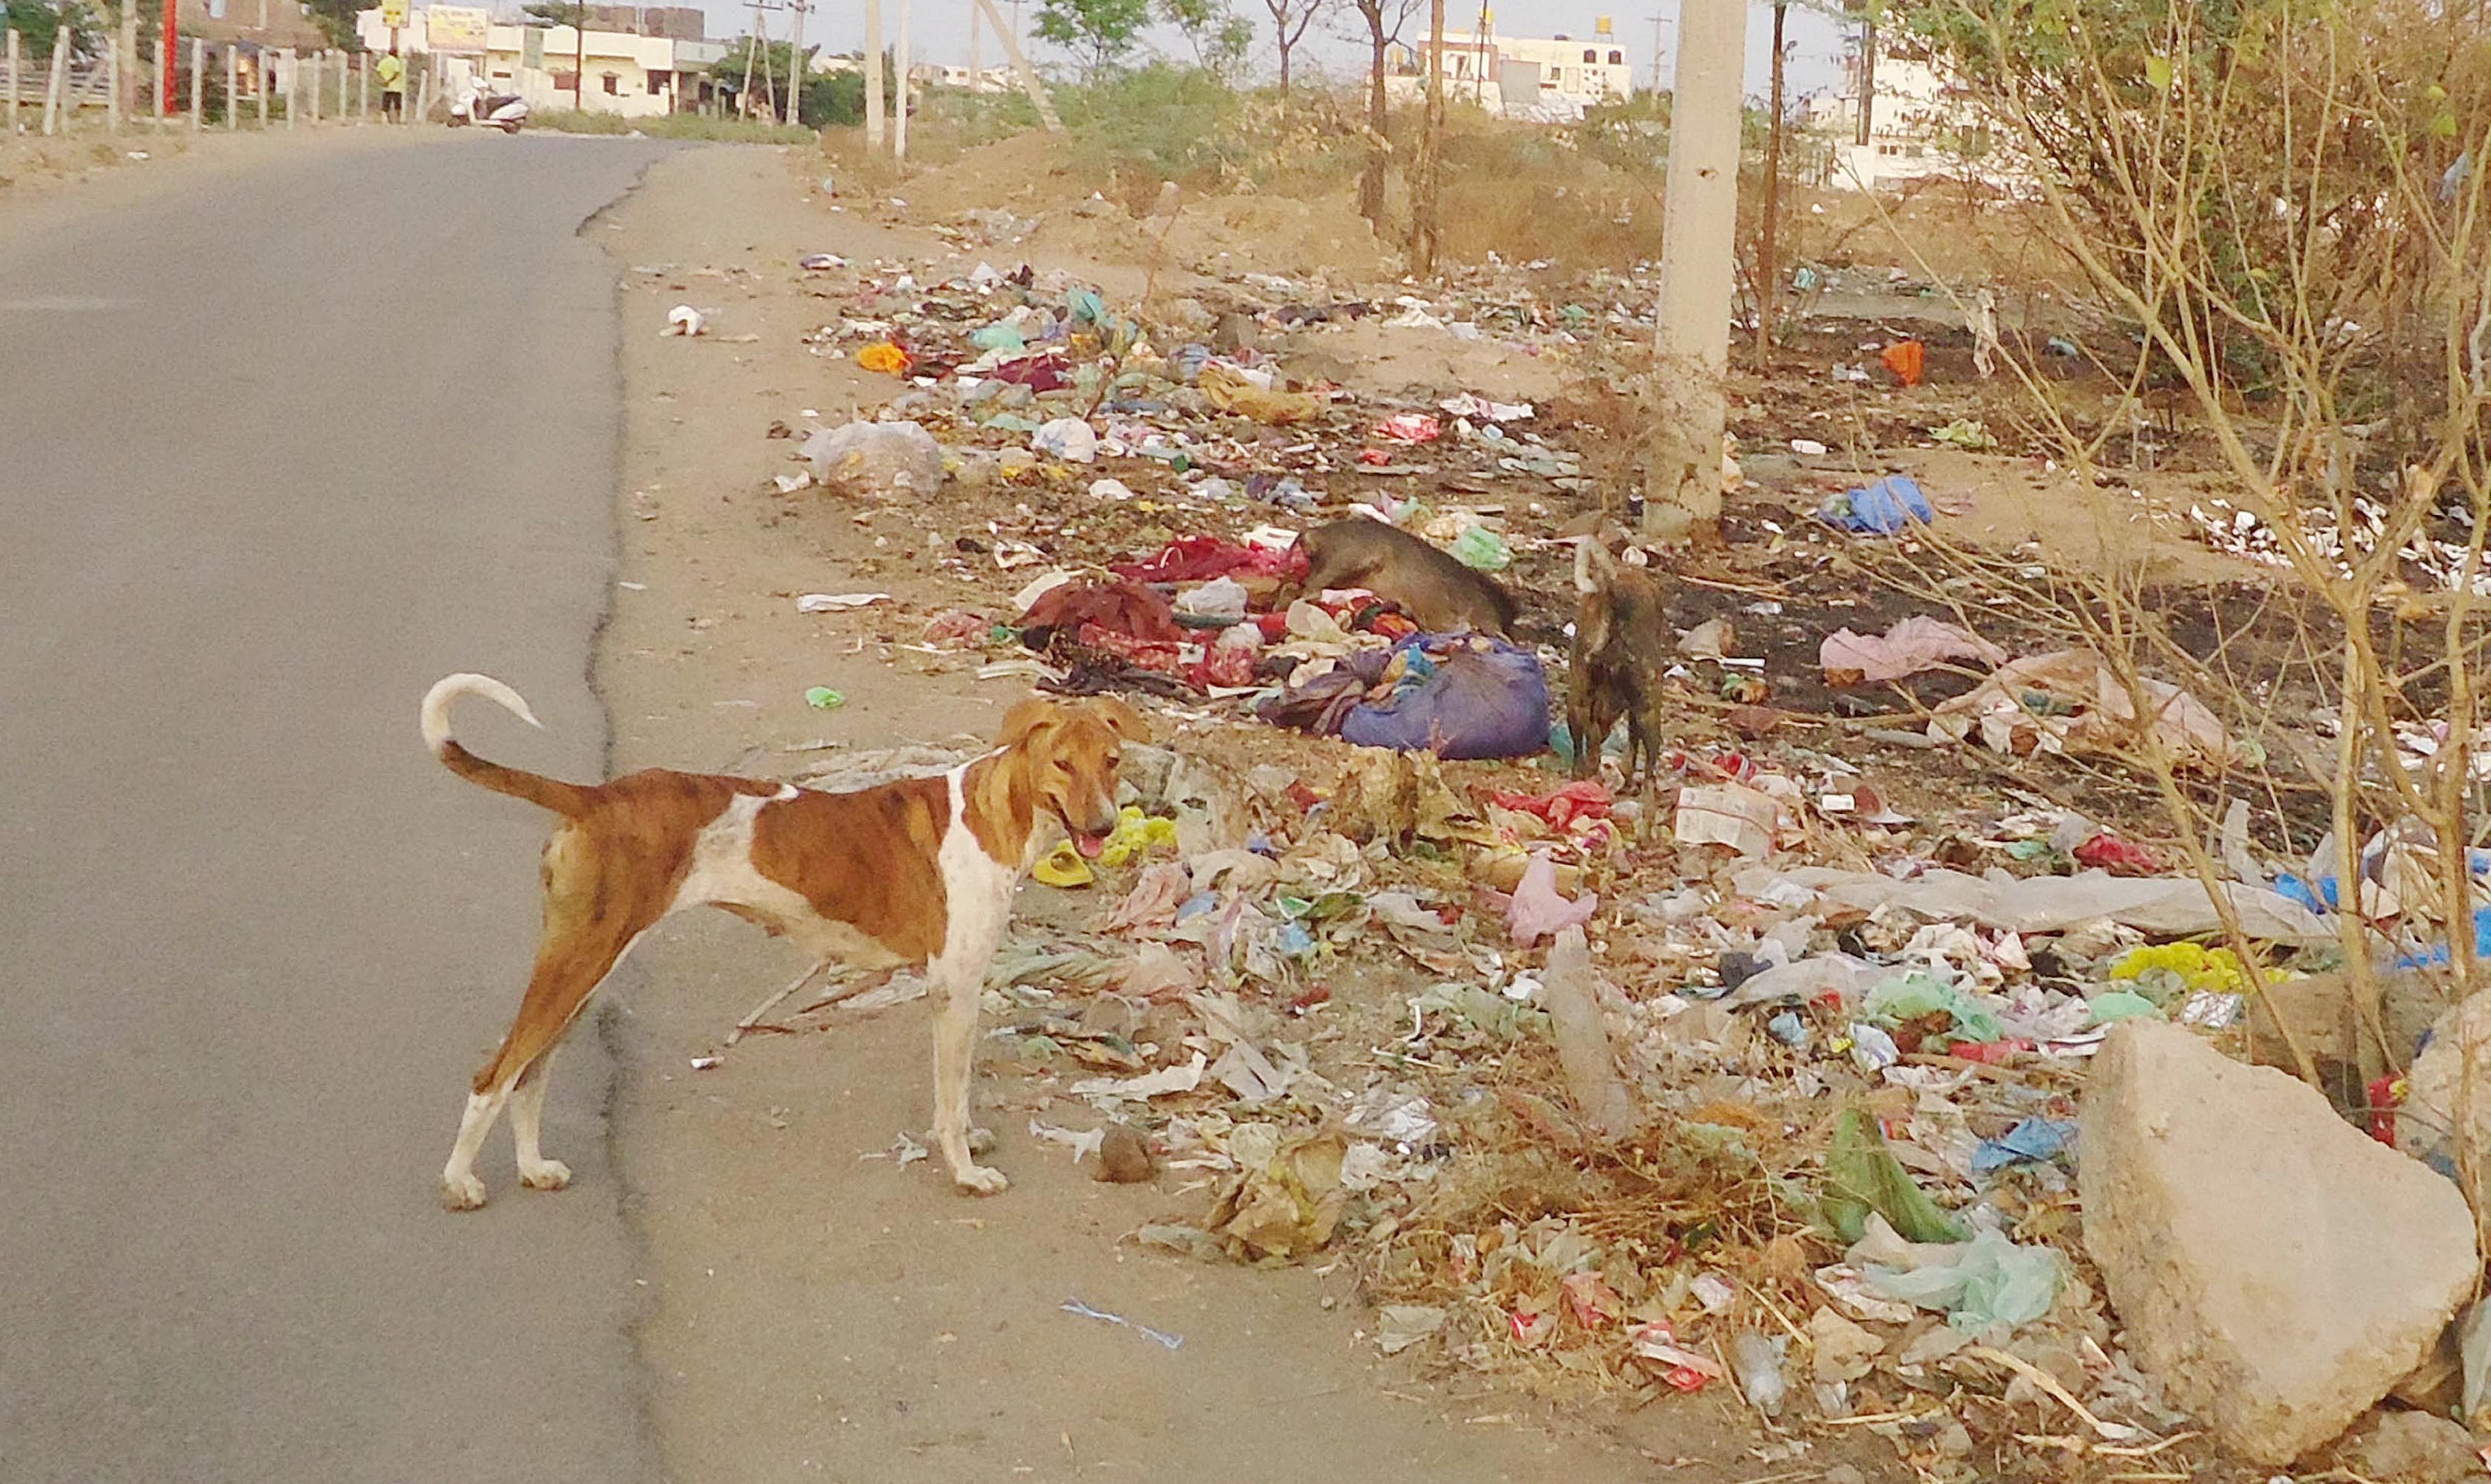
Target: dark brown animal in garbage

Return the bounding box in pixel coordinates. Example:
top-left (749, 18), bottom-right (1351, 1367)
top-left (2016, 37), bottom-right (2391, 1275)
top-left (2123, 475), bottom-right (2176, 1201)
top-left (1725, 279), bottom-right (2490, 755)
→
top-left (1293, 519), bottom-right (1516, 636)
top-left (1568, 534), bottom-right (1674, 792)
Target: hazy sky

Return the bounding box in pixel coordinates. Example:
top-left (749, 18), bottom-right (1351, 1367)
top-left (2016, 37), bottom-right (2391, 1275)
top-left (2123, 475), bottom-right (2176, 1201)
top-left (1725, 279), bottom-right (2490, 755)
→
top-left (697, 1), bottom-right (1859, 103)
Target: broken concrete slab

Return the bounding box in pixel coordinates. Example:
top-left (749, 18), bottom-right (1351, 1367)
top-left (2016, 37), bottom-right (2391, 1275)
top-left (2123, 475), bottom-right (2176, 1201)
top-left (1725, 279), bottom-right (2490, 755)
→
top-left (2337, 1408), bottom-right (2483, 1483)
top-left (2081, 1020), bottom-right (2479, 1466)
top-left (2398, 987), bottom-right (2491, 1192)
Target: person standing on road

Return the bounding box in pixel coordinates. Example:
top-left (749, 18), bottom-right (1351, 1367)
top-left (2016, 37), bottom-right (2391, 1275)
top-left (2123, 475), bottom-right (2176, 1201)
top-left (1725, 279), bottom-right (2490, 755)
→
top-left (377, 47), bottom-right (406, 122)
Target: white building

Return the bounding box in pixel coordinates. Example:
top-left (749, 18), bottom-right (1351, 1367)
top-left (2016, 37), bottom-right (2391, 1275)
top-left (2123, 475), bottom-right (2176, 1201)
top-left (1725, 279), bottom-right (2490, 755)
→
top-left (1390, 27), bottom-right (1635, 122)
top-left (1809, 53), bottom-right (2011, 193)
top-left (355, 7), bottom-right (722, 116)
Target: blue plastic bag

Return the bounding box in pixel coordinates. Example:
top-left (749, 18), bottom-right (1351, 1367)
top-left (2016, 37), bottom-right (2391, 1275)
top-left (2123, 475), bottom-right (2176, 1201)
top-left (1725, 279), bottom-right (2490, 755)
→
top-left (1338, 634), bottom-right (1552, 761)
top-left (1819, 475), bottom-right (1935, 534)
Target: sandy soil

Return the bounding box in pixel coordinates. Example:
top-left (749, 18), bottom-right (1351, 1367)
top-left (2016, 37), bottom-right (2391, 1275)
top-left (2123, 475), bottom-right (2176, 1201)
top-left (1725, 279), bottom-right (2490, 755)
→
top-left (588, 143), bottom-right (1882, 1484)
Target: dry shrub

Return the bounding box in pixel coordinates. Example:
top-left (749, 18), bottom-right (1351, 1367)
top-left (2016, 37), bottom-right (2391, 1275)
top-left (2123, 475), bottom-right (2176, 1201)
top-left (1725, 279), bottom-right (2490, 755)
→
top-left (1865, 0), bottom-right (2491, 1205)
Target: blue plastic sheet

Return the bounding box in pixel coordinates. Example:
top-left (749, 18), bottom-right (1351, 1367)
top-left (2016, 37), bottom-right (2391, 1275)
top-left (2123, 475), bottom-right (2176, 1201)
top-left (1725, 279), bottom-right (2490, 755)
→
top-left (1970, 1118), bottom-right (2075, 1176)
top-left (1818, 475), bottom-right (1935, 534)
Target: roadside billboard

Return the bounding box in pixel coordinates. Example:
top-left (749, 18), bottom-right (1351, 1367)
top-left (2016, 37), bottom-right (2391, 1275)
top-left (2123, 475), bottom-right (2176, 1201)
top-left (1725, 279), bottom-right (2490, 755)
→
top-left (426, 5), bottom-right (488, 53)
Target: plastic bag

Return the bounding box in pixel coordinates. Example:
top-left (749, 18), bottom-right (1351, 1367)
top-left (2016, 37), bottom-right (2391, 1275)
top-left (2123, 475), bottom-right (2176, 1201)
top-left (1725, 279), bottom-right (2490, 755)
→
top-left (1819, 615), bottom-right (2006, 683)
top-left (1821, 1108), bottom-right (1969, 1245)
top-left (1818, 475), bottom-right (1935, 534)
top-left (1337, 634), bottom-right (1551, 761)
top-left (1033, 417), bottom-right (1100, 463)
top-left (802, 420), bottom-right (944, 499)
top-left (1449, 526), bottom-right (1513, 572)
top-left (855, 341), bottom-right (911, 375)
top-left (1863, 1228), bottom-right (2062, 1332)
top-left (1863, 973), bottom-right (2005, 1047)
top-left (1507, 855), bottom-right (1597, 945)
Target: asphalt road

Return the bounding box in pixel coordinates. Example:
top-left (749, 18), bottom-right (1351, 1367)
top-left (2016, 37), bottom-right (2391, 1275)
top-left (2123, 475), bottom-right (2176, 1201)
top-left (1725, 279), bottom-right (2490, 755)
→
top-left (0, 135), bottom-right (672, 1483)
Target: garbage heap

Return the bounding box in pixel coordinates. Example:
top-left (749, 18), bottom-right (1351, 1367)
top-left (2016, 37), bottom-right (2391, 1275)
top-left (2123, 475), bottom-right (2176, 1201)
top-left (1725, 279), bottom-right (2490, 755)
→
top-left (740, 245), bottom-right (2491, 1483)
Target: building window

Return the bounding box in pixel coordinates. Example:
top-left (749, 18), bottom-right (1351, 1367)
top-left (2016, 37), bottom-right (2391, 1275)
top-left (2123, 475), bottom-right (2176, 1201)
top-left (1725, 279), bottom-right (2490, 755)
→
top-left (1582, 47), bottom-right (1597, 62)
top-left (1608, 49), bottom-right (1623, 65)
top-left (601, 71), bottom-right (620, 94)
top-left (647, 70), bottom-right (665, 94)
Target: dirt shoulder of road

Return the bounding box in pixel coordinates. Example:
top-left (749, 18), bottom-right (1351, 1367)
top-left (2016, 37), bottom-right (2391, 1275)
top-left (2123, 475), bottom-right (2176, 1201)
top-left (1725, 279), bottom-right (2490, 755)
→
top-left (590, 143), bottom-right (1843, 1484)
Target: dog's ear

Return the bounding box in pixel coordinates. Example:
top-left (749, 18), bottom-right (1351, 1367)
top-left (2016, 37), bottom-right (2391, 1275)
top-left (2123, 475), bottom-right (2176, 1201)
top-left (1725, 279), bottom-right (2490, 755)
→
top-left (1085, 697), bottom-right (1148, 741)
top-left (998, 698), bottom-right (1058, 747)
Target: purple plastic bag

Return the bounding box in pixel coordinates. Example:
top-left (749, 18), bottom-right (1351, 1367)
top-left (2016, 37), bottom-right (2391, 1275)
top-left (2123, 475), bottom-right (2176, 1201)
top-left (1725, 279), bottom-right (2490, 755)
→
top-left (1338, 634), bottom-right (1552, 760)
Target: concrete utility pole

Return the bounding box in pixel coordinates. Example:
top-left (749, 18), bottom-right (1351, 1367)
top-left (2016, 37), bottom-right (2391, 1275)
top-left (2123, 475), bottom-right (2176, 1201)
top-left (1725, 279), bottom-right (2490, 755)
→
top-left (966, 0), bottom-right (977, 95)
top-left (782, 0), bottom-right (802, 126)
top-left (968, 0), bottom-right (1056, 128)
top-left (863, 0), bottom-right (882, 146)
top-left (891, 0), bottom-right (908, 159)
top-left (1643, 0), bottom-right (1746, 540)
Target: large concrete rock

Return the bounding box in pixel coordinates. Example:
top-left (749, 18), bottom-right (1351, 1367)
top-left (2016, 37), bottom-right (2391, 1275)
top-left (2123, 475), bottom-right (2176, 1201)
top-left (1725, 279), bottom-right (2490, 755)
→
top-left (2398, 987), bottom-right (2491, 1192)
top-left (2338, 1408), bottom-right (2483, 1483)
top-left (2081, 1020), bottom-right (2479, 1465)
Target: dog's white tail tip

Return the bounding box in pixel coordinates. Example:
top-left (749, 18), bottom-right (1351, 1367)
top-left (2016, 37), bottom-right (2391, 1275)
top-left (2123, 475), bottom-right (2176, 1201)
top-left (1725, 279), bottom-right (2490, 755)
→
top-left (422, 672), bottom-right (541, 754)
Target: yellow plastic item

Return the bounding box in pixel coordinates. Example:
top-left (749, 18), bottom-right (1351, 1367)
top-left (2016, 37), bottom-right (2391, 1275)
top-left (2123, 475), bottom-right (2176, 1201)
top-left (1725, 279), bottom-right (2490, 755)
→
top-left (2108, 941), bottom-right (2252, 994)
top-left (1033, 840), bottom-right (1095, 888)
top-left (1096, 805), bottom-right (1179, 868)
top-left (855, 341), bottom-right (911, 376)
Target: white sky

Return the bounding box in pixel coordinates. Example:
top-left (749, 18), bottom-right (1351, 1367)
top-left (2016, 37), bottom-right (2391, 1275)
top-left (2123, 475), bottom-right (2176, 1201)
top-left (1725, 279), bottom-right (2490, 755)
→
top-left (693, 1), bottom-right (1858, 103)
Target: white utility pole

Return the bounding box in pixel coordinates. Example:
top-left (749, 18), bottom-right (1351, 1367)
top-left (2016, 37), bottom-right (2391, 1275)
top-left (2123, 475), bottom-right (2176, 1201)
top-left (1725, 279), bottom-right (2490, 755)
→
top-left (782, 0), bottom-right (803, 126)
top-left (862, 0), bottom-right (882, 146)
top-left (1643, 0), bottom-right (1746, 539)
top-left (891, 0), bottom-right (908, 159)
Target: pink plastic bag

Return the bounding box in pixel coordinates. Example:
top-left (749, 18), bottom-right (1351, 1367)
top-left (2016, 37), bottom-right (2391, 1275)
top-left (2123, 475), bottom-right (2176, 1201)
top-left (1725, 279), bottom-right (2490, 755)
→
top-left (1507, 854), bottom-right (1598, 945)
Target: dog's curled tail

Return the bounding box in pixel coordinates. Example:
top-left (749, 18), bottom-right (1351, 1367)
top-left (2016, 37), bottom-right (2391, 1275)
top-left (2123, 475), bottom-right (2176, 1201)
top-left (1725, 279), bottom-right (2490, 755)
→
top-left (421, 673), bottom-right (591, 818)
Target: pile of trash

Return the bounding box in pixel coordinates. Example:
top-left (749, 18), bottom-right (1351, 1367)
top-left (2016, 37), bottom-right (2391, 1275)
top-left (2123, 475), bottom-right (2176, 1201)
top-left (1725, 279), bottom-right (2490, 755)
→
top-left (712, 246), bottom-right (2491, 1481)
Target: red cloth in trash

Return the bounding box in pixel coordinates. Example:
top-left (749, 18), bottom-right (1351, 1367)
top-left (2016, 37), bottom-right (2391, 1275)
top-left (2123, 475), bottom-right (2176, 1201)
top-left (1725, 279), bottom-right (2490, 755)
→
top-left (1487, 780), bottom-right (1613, 832)
top-left (987, 353), bottom-right (1071, 392)
top-left (1076, 622), bottom-right (1185, 673)
top-left (1880, 340), bottom-right (1926, 387)
top-left (2073, 833), bottom-right (2162, 875)
top-left (1113, 536), bottom-right (1304, 585)
top-left (1024, 580), bottom-right (1185, 643)
top-left (1188, 644), bottom-right (1257, 690)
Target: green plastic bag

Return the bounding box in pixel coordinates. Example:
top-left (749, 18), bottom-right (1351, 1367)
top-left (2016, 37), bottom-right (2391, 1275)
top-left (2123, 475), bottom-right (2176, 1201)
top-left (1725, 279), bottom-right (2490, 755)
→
top-left (1863, 973), bottom-right (2004, 1047)
top-left (1821, 1108), bottom-right (1969, 1246)
top-left (1865, 1228), bottom-right (2062, 1331)
top-left (1449, 526), bottom-right (1512, 572)
top-left (2085, 989), bottom-right (2164, 1027)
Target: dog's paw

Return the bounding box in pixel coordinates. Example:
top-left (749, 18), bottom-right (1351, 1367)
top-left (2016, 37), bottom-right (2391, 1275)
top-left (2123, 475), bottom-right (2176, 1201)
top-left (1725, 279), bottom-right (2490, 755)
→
top-left (952, 1164), bottom-right (1009, 1197)
top-left (518, 1159), bottom-right (572, 1192)
top-left (440, 1173), bottom-right (489, 1212)
top-left (967, 1125), bottom-right (998, 1157)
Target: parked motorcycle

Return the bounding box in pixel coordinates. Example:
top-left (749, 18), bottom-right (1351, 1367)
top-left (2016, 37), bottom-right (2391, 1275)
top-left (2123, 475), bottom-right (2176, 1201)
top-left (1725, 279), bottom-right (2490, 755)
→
top-left (447, 79), bottom-right (528, 133)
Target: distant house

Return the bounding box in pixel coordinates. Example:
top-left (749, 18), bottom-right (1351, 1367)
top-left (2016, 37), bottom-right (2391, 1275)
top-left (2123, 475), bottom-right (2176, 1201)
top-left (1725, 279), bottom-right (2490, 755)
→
top-left (353, 6), bottom-right (723, 115)
top-left (1387, 26), bottom-right (1634, 123)
top-left (1807, 52), bottom-right (2020, 194)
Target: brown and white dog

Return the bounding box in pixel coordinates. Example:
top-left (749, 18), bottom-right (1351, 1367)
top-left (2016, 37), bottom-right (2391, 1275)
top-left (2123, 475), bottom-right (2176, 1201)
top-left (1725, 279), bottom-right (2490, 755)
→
top-left (421, 673), bottom-right (1144, 1212)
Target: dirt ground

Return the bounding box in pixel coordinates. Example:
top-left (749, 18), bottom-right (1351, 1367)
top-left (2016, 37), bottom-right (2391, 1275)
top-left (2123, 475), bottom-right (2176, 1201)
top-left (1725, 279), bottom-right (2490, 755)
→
top-left (589, 143), bottom-right (1938, 1484)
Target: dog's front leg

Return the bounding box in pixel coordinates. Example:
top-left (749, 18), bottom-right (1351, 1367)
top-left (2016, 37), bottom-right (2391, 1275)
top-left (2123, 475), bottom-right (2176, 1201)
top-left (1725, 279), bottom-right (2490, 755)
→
top-left (930, 958), bottom-right (1007, 1194)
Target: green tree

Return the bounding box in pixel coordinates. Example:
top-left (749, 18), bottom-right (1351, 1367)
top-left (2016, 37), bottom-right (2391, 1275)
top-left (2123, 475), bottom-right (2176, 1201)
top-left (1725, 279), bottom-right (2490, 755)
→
top-left (1035, 0), bottom-right (1149, 78)
top-left (1156, 0), bottom-right (1252, 78)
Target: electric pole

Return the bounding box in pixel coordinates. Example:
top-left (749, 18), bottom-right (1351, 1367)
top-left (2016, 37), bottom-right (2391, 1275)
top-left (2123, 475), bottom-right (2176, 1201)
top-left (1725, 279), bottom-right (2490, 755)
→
top-left (863, 0), bottom-right (882, 146)
top-left (892, 0), bottom-right (909, 159)
top-left (1645, 12), bottom-right (1665, 96)
top-left (783, 0), bottom-right (803, 126)
top-left (1644, 0), bottom-right (1746, 540)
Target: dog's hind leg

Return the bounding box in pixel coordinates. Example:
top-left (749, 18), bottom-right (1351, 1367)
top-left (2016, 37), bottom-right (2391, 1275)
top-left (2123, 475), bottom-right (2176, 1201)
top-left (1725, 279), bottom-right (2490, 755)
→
top-left (509, 1048), bottom-right (569, 1192)
top-left (441, 831), bottom-right (665, 1211)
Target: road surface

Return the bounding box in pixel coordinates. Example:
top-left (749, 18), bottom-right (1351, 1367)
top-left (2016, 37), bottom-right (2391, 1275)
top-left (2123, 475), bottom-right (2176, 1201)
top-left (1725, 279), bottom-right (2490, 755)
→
top-left (0, 135), bottom-right (670, 1483)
